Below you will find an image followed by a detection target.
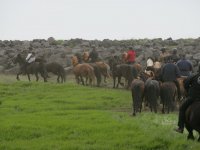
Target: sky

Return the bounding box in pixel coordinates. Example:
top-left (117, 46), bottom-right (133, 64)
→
top-left (0, 0), bottom-right (200, 41)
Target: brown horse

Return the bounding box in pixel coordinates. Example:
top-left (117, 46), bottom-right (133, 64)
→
top-left (95, 61), bottom-right (110, 83)
top-left (131, 79), bottom-right (145, 116)
top-left (185, 101), bottom-right (200, 141)
top-left (82, 51), bottom-right (110, 83)
top-left (12, 54), bottom-right (47, 82)
top-left (71, 55), bottom-right (95, 86)
top-left (45, 62), bottom-right (66, 83)
top-left (113, 64), bottom-right (138, 88)
top-left (160, 81), bottom-right (177, 113)
top-left (82, 51), bottom-right (90, 62)
top-left (177, 76), bottom-right (187, 101)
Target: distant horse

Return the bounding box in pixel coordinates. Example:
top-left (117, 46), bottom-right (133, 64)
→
top-left (113, 64), bottom-right (138, 88)
top-left (82, 51), bottom-right (90, 62)
top-left (144, 78), bottom-right (160, 113)
top-left (12, 54), bottom-right (47, 82)
top-left (45, 62), bottom-right (66, 83)
top-left (185, 101), bottom-right (200, 141)
top-left (95, 61), bottom-right (110, 83)
top-left (160, 81), bottom-right (177, 113)
top-left (71, 55), bottom-right (95, 86)
top-left (82, 52), bottom-right (110, 84)
top-left (131, 79), bottom-right (145, 116)
top-left (121, 52), bottom-right (128, 63)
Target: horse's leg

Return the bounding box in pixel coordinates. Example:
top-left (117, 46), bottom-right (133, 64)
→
top-left (116, 76), bottom-right (121, 88)
top-left (57, 75), bottom-right (60, 83)
top-left (16, 72), bottom-right (21, 81)
top-left (27, 74), bottom-right (31, 81)
top-left (35, 73), bottom-right (39, 81)
top-left (113, 76), bottom-right (116, 88)
top-left (80, 76), bottom-right (85, 85)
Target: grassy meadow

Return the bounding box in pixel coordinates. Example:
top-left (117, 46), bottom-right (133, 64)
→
top-left (0, 74), bottom-right (199, 150)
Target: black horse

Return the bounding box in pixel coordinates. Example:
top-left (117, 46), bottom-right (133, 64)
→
top-left (45, 62), bottom-right (66, 83)
top-left (185, 101), bottom-right (200, 141)
top-left (12, 54), bottom-right (47, 82)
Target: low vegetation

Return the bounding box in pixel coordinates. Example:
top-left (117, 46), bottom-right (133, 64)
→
top-left (0, 75), bottom-right (199, 150)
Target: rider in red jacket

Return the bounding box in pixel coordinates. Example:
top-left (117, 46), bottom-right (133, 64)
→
top-left (127, 46), bottom-right (136, 64)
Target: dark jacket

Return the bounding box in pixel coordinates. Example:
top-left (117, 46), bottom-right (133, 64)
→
top-left (89, 50), bottom-right (98, 62)
top-left (184, 72), bottom-right (200, 99)
top-left (176, 59), bottom-right (193, 76)
top-left (161, 63), bottom-right (181, 82)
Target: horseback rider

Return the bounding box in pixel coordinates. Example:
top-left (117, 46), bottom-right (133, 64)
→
top-left (175, 63), bottom-right (200, 133)
top-left (176, 53), bottom-right (193, 77)
top-left (26, 51), bottom-right (36, 64)
top-left (89, 45), bottom-right (99, 63)
top-left (126, 46), bottom-right (136, 64)
top-left (146, 57), bottom-right (154, 71)
top-left (160, 58), bottom-right (181, 100)
top-left (171, 48), bottom-right (180, 63)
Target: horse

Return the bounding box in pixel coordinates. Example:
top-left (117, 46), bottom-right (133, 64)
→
top-left (45, 62), bottom-right (66, 83)
top-left (12, 54), bottom-right (47, 82)
top-left (81, 52), bottom-right (110, 84)
top-left (144, 78), bottom-right (160, 113)
top-left (185, 101), bottom-right (200, 141)
top-left (131, 79), bottom-right (145, 116)
top-left (71, 55), bottom-right (96, 86)
top-left (160, 81), bottom-right (177, 113)
top-left (95, 61), bottom-right (110, 83)
top-left (112, 64), bottom-right (138, 89)
top-left (177, 76), bottom-right (187, 101)
top-left (82, 51), bottom-right (90, 62)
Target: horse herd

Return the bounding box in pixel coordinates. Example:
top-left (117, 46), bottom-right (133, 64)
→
top-left (12, 52), bottom-right (200, 141)
top-left (12, 54), bottom-right (66, 83)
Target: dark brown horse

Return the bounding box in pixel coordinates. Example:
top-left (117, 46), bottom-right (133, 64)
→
top-left (45, 62), bottom-right (66, 83)
top-left (131, 79), bottom-right (145, 116)
top-left (12, 54), bottom-right (47, 82)
top-left (160, 81), bottom-right (177, 113)
top-left (113, 64), bottom-right (138, 88)
top-left (144, 78), bottom-right (160, 113)
top-left (185, 101), bottom-right (200, 141)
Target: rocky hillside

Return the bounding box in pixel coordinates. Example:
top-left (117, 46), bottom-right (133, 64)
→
top-left (0, 37), bottom-right (200, 74)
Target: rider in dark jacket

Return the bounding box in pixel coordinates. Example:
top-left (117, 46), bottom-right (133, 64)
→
top-left (89, 46), bottom-right (99, 63)
top-left (175, 64), bottom-right (200, 133)
top-left (176, 54), bottom-right (193, 77)
top-left (160, 59), bottom-right (181, 99)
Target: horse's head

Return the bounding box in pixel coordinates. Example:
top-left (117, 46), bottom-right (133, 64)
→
top-left (82, 52), bottom-right (89, 62)
top-left (71, 55), bottom-right (79, 66)
top-left (12, 54), bottom-right (24, 64)
top-left (121, 52), bottom-right (128, 63)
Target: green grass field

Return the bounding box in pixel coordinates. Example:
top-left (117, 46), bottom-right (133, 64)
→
top-left (0, 74), bottom-right (199, 150)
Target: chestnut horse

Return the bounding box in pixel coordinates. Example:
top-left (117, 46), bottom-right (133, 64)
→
top-left (71, 55), bottom-right (95, 86)
top-left (82, 51), bottom-right (110, 83)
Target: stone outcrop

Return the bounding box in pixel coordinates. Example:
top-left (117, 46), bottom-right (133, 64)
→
top-left (0, 37), bottom-right (199, 73)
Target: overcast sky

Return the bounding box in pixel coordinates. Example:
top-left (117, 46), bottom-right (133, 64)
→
top-left (0, 0), bottom-right (200, 41)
